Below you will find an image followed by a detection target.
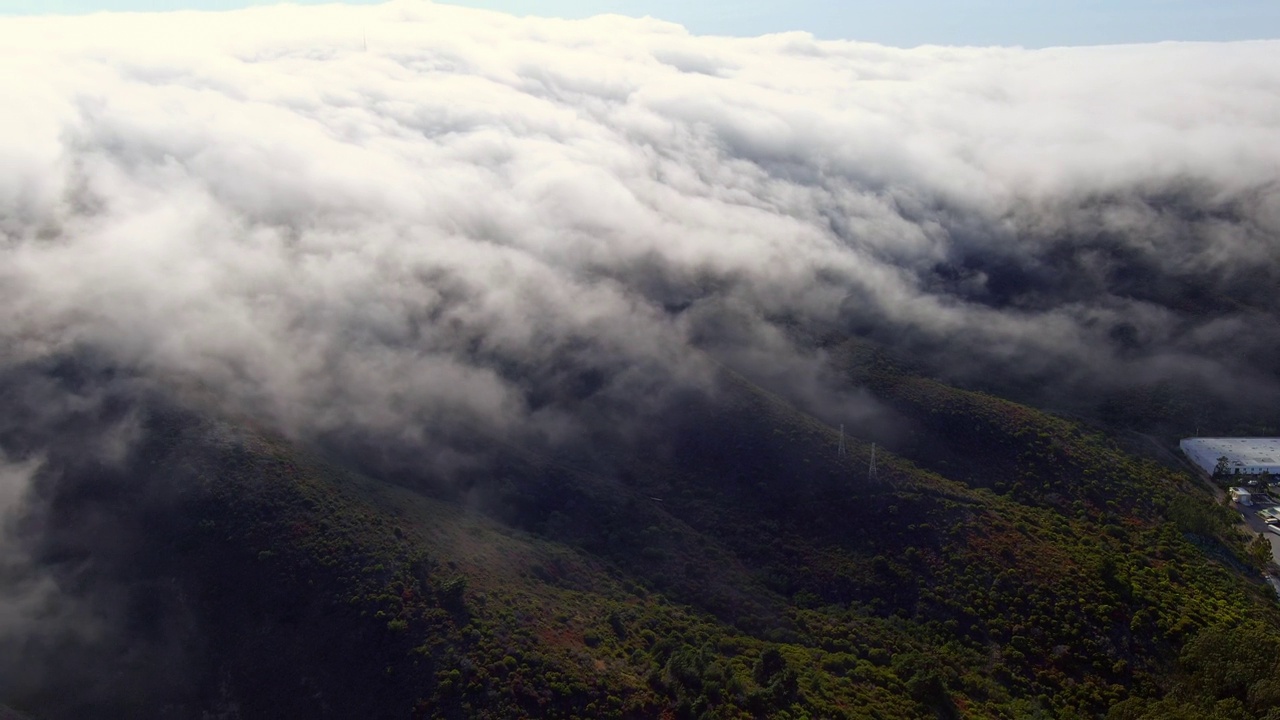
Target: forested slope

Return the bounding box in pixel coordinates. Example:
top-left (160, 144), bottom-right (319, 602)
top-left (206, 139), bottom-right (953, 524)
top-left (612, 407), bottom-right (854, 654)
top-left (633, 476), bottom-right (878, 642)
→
top-left (2, 353), bottom-right (1278, 719)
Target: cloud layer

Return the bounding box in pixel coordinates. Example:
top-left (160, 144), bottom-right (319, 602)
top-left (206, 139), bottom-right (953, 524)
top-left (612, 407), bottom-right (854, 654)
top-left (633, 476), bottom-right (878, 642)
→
top-left (0, 4), bottom-right (1277, 707)
top-left (0, 0), bottom-right (1277, 456)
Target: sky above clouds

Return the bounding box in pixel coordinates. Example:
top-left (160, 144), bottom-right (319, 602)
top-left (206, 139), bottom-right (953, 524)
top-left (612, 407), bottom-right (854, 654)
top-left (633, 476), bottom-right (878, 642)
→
top-left (2, 0), bottom-right (1280, 47)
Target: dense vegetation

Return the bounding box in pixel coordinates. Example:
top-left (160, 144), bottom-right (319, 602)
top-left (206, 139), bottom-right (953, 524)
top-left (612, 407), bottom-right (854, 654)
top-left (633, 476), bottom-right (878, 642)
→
top-left (3, 345), bottom-right (1279, 719)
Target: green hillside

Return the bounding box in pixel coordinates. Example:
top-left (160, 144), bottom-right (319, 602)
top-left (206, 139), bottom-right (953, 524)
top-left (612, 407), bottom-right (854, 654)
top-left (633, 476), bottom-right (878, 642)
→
top-left (4, 351), bottom-right (1280, 719)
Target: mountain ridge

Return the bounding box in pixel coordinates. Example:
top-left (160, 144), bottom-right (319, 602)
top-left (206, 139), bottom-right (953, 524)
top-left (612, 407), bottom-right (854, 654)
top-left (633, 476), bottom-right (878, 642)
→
top-left (1, 347), bottom-right (1279, 719)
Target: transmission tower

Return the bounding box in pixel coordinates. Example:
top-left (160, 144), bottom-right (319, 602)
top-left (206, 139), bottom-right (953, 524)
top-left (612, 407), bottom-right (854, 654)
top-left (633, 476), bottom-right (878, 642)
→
top-left (868, 443), bottom-right (878, 483)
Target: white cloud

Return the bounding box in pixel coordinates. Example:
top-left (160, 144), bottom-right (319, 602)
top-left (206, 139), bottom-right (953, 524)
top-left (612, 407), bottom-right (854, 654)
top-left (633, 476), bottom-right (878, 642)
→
top-left (0, 0), bottom-right (1277, 442)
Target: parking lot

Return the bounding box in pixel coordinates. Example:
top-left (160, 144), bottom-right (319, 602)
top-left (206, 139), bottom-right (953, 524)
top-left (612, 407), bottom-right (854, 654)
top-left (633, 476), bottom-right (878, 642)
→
top-left (1236, 494), bottom-right (1280, 567)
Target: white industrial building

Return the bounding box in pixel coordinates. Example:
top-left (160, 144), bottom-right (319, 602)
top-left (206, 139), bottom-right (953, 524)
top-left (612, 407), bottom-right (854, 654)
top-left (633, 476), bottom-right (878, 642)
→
top-left (1180, 437), bottom-right (1280, 476)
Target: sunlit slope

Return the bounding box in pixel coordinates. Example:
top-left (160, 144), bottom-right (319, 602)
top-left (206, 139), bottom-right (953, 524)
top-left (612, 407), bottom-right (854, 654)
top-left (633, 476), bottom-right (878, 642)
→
top-left (615, 361), bottom-right (1280, 709)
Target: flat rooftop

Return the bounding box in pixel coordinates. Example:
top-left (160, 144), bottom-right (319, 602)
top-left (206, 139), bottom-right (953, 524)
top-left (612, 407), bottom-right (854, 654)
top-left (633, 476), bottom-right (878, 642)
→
top-left (1183, 438), bottom-right (1280, 466)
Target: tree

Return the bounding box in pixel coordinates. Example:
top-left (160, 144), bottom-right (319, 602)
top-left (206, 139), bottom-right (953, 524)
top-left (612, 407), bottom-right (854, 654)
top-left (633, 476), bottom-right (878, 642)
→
top-left (1213, 456), bottom-right (1231, 480)
top-left (1248, 533), bottom-right (1274, 571)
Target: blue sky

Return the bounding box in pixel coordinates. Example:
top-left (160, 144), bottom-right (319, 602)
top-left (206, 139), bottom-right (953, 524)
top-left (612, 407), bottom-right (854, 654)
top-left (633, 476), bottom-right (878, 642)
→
top-left (2, 0), bottom-right (1279, 47)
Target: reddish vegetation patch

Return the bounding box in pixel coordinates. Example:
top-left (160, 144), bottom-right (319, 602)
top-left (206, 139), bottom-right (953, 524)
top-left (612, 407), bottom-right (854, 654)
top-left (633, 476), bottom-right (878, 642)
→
top-left (537, 625), bottom-right (585, 650)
